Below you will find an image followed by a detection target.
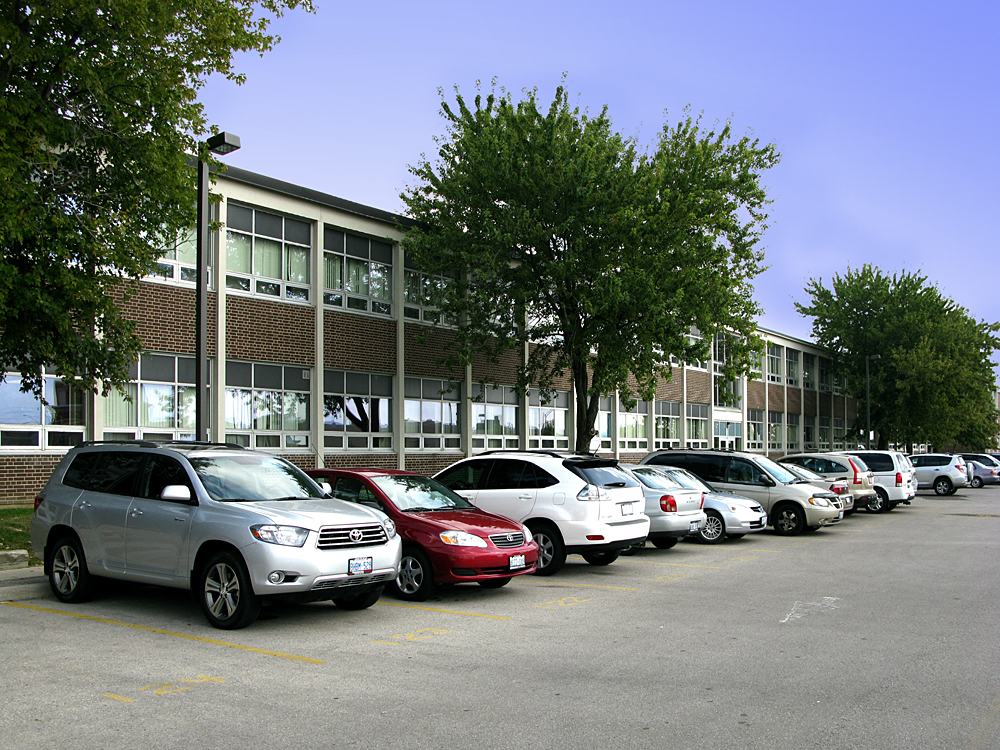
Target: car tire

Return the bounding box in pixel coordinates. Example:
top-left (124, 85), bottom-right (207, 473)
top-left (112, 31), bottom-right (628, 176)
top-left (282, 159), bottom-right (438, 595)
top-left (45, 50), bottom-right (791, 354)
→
top-left (582, 550), bottom-right (620, 566)
top-left (869, 487), bottom-right (889, 513)
top-left (772, 504), bottom-right (805, 536)
top-left (934, 477), bottom-right (953, 496)
top-left (972, 477), bottom-right (984, 489)
top-left (199, 551), bottom-right (262, 630)
top-left (529, 523), bottom-right (566, 576)
top-left (478, 577), bottom-right (512, 589)
top-left (47, 535), bottom-right (95, 604)
top-left (392, 548), bottom-right (437, 601)
top-left (651, 537), bottom-right (679, 550)
top-left (698, 510), bottom-right (726, 544)
top-left (334, 585), bottom-right (385, 610)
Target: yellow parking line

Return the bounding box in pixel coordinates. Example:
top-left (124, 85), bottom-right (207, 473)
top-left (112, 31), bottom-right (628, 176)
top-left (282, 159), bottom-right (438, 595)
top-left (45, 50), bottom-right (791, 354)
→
top-left (3, 603), bottom-right (326, 664)
top-left (520, 580), bottom-right (638, 591)
top-left (627, 561), bottom-right (722, 569)
top-left (102, 693), bottom-right (135, 702)
top-left (377, 602), bottom-right (511, 619)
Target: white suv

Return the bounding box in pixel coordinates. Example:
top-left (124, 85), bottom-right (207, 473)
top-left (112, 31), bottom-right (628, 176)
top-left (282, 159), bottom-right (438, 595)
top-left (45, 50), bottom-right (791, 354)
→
top-left (434, 452), bottom-right (649, 575)
top-left (843, 450), bottom-right (918, 510)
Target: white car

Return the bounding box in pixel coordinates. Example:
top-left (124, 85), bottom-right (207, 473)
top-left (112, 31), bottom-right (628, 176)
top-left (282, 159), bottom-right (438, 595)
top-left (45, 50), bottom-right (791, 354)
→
top-left (435, 452), bottom-right (649, 575)
top-left (619, 465), bottom-right (706, 549)
top-left (843, 450), bottom-right (918, 510)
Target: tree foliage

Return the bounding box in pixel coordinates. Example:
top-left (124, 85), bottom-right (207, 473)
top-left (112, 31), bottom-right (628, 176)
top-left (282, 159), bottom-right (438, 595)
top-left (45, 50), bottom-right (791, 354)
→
top-left (796, 265), bottom-right (1000, 450)
top-left (0, 0), bottom-right (311, 398)
top-left (401, 82), bottom-right (779, 452)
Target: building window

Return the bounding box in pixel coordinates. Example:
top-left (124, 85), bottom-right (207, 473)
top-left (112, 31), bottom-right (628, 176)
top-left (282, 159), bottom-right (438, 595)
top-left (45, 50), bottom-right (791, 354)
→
top-left (786, 413), bottom-right (800, 450)
top-left (685, 335), bottom-right (709, 370)
top-left (818, 416), bottom-right (831, 450)
top-left (472, 384), bottom-right (519, 451)
top-left (819, 358), bottom-right (833, 392)
top-left (103, 354), bottom-right (200, 442)
top-left (685, 403), bottom-right (709, 448)
top-left (618, 399), bottom-right (649, 451)
top-left (224, 361), bottom-right (311, 450)
top-left (593, 396), bottom-right (615, 451)
top-left (654, 401), bottom-right (682, 450)
top-left (714, 377), bottom-right (741, 409)
top-left (153, 228), bottom-right (198, 284)
top-left (324, 226), bottom-right (392, 316)
top-left (786, 349), bottom-right (799, 387)
top-left (767, 344), bottom-right (783, 384)
top-left (833, 371), bottom-right (844, 396)
top-left (749, 349), bottom-right (763, 381)
top-left (404, 378), bottom-right (460, 450)
top-left (746, 409), bottom-right (764, 451)
top-left (324, 370), bottom-right (392, 450)
top-left (768, 411), bottom-right (783, 450)
top-left (802, 354), bottom-right (816, 390)
top-left (803, 415), bottom-right (816, 450)
top-left (529, 389), bottom-right (569, 450)
top-left (833, 417), bottom-right (845, 450)
top-left (226, 204), bottom-right (311, 302)
top-left (713, 420), bottom-right (742, 450)
top-left (403, 252), bottom-right (451, 323)
top-left (0, 370), bottom-right (86, 449)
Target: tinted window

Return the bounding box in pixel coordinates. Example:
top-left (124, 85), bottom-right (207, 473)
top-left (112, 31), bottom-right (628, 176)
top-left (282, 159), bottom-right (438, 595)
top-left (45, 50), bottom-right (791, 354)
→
top-left (483, 459), bottom-right (533, 490)
top-left (631, 468), bottom-right (682, 490)
top-left (930, 456), bottom-right (949, 467)
top-left (728, 458), bottom-right (768, 485)
top-left (571, 464), bottom-right (639, 488)
top-left (646, 454), bottom-right (689, 471)
top-left (910, 456), bottom-right (924, 467)
top-left (64, 451), bottom-right (144, 495)
top-left (686, 454), bottom-right (728, 484)
top-left (436, 459), bottom-right (492, 491)
top-left (521, 463), bottom-right (558, 489)
top-left (137, 455), bottom-right (193, 501)
top-left (853, 452), bottom-right (892, 472)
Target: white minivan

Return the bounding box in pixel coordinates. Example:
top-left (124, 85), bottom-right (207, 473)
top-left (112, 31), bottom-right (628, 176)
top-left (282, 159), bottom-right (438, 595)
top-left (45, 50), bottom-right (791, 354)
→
top-left (843, 450), bottom-right (917, 511)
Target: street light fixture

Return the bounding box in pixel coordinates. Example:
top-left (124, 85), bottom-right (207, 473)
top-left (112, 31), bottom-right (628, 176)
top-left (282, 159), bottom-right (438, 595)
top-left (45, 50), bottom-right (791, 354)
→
top-left (195, 132), bottom-right (241, 442)
top-left (866, 353), bottom-right (881, 448)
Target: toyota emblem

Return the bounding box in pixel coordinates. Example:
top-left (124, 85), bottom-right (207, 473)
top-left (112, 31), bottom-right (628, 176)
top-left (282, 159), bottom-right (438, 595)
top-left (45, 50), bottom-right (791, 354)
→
top-left (506, 534), bottom-right (514, 542)
top-left (349, 528), bottom-right (364, 543)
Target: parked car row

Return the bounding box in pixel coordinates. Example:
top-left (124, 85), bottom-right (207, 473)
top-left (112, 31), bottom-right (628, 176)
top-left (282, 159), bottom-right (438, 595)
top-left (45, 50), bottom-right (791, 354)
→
top-left (28, 441), bottom-right (979, 632)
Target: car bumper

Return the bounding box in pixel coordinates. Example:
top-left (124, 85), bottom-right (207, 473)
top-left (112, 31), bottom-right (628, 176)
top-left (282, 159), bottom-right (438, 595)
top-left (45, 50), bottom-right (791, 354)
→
top-left (649, 511), bottom-right (707, 539)
top-left (561, 515), bottom-right (651, 552)
top-left (424, 542), bottom-right (539, 583)
top-left (241, 536), bottom-right (402, 596)
top-left (804, 506), bottom-right (843, 527)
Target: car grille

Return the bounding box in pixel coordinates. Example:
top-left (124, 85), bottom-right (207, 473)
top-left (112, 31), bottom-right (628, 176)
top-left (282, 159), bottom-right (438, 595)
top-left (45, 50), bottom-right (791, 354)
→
top-left (748, 519), bottom-right (766, 529)
top-left (311, 572), bottom-right (395, 590)
top-left (489, 532), bottom-right (525, 548)
top-left (317, 524), bottom-right (388, 549)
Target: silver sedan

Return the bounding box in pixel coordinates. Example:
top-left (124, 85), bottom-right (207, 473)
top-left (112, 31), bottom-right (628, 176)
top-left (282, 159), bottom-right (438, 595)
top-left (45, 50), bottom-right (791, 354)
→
top-left (658, 466), bottom-right (768, 544)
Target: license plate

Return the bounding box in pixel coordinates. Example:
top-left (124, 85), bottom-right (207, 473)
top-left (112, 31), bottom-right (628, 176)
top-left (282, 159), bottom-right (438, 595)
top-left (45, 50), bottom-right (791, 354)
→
top-left (621, 503), bottom-right (634, 516)
top-left (348, 556), bottom-right (373, 575)
top-left (839, 511), bottom-right (845, 519)
top-left (509, 554), bottom-right (526, 570)
top-left (689, 521), bottom-right (700, 532)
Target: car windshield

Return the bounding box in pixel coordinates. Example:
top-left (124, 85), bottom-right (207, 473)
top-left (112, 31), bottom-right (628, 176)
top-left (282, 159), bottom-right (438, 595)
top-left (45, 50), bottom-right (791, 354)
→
top-left (371, 474), bottom-right (474, 512)
top-left (754, 455), bottom-right (800, 484)
top-left (783, 463), bottom-right (823, 481)
top-left (189, 455), bottom-right (324, 502)
top-left (630, 467), bottom-right (683, 490)
top-left (662, 468), bottom-right (713, 493)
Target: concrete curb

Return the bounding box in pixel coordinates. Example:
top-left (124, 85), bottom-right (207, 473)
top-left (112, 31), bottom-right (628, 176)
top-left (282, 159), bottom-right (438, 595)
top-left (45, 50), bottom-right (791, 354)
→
top-left (0, 549), bottom-right (29, 571)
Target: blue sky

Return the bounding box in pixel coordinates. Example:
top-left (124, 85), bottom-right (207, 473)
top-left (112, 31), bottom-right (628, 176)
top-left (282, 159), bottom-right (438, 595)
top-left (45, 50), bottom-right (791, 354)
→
top-left (200, 0), bottom-right (1000, 344)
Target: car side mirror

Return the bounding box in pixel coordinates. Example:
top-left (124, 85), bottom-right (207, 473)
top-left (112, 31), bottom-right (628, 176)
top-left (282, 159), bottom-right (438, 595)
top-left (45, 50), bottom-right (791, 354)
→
top-left (320, 481), bottom-right (333, 496)
top-left (161, 484), bottom-right (193, 503)
top-left (760, 475), bottom-right (776, 487)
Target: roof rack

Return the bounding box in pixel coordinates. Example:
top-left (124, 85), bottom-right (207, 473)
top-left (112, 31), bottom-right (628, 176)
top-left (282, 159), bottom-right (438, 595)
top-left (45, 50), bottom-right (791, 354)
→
top-left (77, 440), bottom-right (246, 450)
top-left (79, 440), bottom-right (160, 448)
top-left (478, 449), bottom-right (600, 458)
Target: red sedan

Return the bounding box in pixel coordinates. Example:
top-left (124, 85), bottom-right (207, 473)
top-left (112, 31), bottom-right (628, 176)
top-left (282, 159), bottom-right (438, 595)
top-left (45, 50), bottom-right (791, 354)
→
top-left (307, 468), bottom-right (538, 601)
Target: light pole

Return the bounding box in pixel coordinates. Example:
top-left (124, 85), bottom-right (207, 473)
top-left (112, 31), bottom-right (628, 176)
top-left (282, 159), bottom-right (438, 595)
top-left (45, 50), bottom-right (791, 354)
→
top-left (196, 132), bottom-right (241, 442)
top-left (866, 353), bottom-right (881, 448)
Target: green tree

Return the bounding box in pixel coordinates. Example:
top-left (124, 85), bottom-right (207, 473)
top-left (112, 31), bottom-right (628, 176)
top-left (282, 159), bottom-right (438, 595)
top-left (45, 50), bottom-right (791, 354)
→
top-left (796, 264), bottom-right (1000, 450)
top-left (401, 83), bottom-right (779, 452)
top-left (0, 0), bottom-right (311, 398)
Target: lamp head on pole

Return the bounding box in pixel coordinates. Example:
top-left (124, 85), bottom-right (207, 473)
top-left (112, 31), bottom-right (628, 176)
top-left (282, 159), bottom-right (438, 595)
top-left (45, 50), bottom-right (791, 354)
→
top-left (206, 132), bottom-right (241, 155)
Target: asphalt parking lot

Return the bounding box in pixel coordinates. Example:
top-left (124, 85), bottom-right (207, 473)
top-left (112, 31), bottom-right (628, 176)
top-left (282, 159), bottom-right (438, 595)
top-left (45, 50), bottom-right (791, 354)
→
top-left (3, 487), bottom-right (1000, 750)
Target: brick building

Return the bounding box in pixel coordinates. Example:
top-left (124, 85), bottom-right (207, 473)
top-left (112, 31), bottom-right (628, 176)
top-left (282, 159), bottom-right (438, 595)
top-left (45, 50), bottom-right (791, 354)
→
top-left (0, 166), bottom-right (857, 504)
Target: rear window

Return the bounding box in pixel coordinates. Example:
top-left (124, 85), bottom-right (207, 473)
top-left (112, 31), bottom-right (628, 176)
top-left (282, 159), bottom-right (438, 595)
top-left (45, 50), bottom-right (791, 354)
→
top-left (568, 463), bottom-right (639, 488)
top-left (852, 452), bottom-right (893, 472)
top-left (630, 467), bottom-right (682, 490)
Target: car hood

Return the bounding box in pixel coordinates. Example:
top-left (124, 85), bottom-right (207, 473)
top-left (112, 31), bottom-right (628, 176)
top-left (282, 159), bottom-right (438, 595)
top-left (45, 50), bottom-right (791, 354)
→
top-left (704, 491), bottom-right (760, 508)
top-left (241, 497), bottom-right (386, 529)
top-left (404, 508), bottom-right (524, 535)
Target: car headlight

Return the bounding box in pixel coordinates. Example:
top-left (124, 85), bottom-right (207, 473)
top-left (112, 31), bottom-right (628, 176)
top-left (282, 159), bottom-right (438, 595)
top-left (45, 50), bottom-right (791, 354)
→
top-left (521, 524), bottom-right (533, 543)
top-left (807, 496), bottom-right (831, 507)
top-left (440, 530), bottom-right (488, 547)
top-left (383, 518), bottom-right (396, 539)
top-left (250, 525), bottom-right (309, 547)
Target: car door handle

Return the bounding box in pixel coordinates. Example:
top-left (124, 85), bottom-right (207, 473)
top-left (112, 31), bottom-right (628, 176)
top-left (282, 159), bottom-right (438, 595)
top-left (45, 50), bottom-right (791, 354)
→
top-left (130, 509), bottom-right (143, 517)
top-left (79, 501), bottom-right (91, 508)
top-left (518, 494), bottom-right (532, 500)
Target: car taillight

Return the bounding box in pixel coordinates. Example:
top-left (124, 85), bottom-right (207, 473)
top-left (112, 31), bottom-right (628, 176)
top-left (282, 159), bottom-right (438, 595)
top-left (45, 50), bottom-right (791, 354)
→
top-left (700, 493), bottom-right (705, 509)
top-left (660, 495), bottom-right (677, 513)
top-left (830, 484), bottom-right (846, 494)
top-left (849, 459), bottom-right (863, 484)
top-left (34, 492), bottom-right (44, 511)
top-left (895, 472), bottom-right (903, 487)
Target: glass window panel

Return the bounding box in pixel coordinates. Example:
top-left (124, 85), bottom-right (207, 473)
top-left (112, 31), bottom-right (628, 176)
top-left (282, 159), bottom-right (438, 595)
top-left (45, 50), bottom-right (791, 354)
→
top-left (104, 383), bottom-right (138, 427)
top-left (324, 252), bottom-right (342, 290)
top-left (254, 237), bottom-right (282, 279)
top-left (228, 204), bottom-right (253, 232)
top-left (345, 396), bottom-right (371, 432)
top-left (226, 275), bottom-right (250, 292)
top-left (282, 392), bottom-right (310, 432)
top-left (369, 262), bottom-right (391, 300)
top-left (176, 227), bottom-right (197, 264)
top-left (286, 246), bottom-right (310, 284)
top-left (371, 398), bottom-right (391, 432)
top-left (226, 231), bottom-right (252, 274)
top-left (254, 391), bottom-right (281, 431)
top-left (346, 258), bottom-right (369, 295)
top-left (44, 379), bottom-right (85, 426)
top-left (404, 400), bottom-right (421, 433)
top-left (324, 395), bottom-right (346, 431)
top-left (177, 386), bottom-right (196, 431)
top-left (225, 388), bottom-right (252, 430)
top-left (256, 280), bottom-right (280, 296)
top-left (421, 401), bottom-right (443, 434)
top-left (140, 383), bottom-right (174, 429)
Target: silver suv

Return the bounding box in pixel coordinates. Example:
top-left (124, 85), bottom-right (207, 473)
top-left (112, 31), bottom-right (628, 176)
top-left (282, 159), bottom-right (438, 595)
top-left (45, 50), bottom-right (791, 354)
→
top-left (434, 452), bottom-right (649, 575)
top-left (31, 442), bottom-right (401, 629)
top-left (908, 453), bottom-right (970, 496)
